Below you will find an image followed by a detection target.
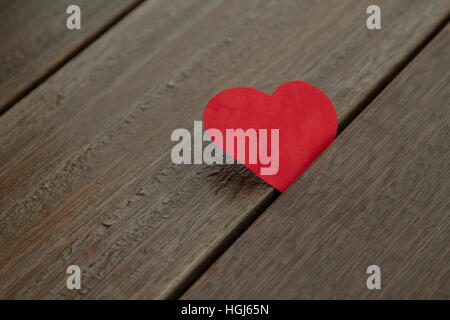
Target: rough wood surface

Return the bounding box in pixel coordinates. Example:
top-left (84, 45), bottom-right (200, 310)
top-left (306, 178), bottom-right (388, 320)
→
top-left (184, 25), bottom-right (450, 300)
top-left (0, 0), bottom-right (141, 114)
top-left (0, 0), bottom-right (448, 299)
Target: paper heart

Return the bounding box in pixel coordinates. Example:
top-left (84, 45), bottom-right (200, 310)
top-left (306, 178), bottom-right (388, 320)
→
top-left (203, 81), bottom-right (337, 192)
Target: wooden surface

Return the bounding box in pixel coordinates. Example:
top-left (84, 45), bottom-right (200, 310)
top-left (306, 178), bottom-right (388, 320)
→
top-left (184, 25), bottom-right (450, 299)
top-left (0, 0), bottom-right (141, 114)
top-left (0, 0), bottom-right (449, 299)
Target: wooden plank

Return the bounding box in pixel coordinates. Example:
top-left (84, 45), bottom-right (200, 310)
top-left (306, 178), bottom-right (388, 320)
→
top-left (0, 0), bottom-right (448, 299)
top-left (0, 0), bottom-right (141, 114)
top-left (183, 24), bottom-right (450, 299)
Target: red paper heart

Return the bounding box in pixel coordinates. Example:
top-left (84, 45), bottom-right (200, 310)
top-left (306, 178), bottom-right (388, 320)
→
top-left (203, 81), bottom-right (337, 192)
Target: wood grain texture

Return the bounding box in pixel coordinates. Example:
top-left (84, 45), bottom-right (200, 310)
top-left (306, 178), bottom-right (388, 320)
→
top-left (0, 0), bottom-right (448, 299)
top-left (184, 25), bottom-right (450, 300)
top-left (0, 0), bottom-right (141, 114)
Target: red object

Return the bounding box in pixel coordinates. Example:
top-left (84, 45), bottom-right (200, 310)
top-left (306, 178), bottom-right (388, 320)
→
top-left (203, 81), bottom-right (337, 192)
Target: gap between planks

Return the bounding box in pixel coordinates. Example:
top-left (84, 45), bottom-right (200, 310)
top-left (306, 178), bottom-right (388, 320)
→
top-left (0, 0), bottom-right (145, 117)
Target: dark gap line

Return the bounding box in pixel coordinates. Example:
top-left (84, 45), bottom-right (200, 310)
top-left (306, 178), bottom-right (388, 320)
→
top-left (165, 188), bottom-right (279, 299)
top-left (0, 0), bottom-right (146, 117)
top-left (169, 14), bottom-right (450, 300)
top-left (338, 14), bottom-right (449, 134)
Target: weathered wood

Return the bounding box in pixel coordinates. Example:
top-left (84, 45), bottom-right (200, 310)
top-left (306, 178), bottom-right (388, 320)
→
top-left (0, 0), bottom-right (448, 299)
top-left (184, 24), bottom-right (450, 299)
top-left (0, 0), bottom-right (141, 114)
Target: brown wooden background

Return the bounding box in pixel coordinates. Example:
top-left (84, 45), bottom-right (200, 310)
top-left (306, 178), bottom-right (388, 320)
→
top-left (0, 0), bottom-right (448, 299)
